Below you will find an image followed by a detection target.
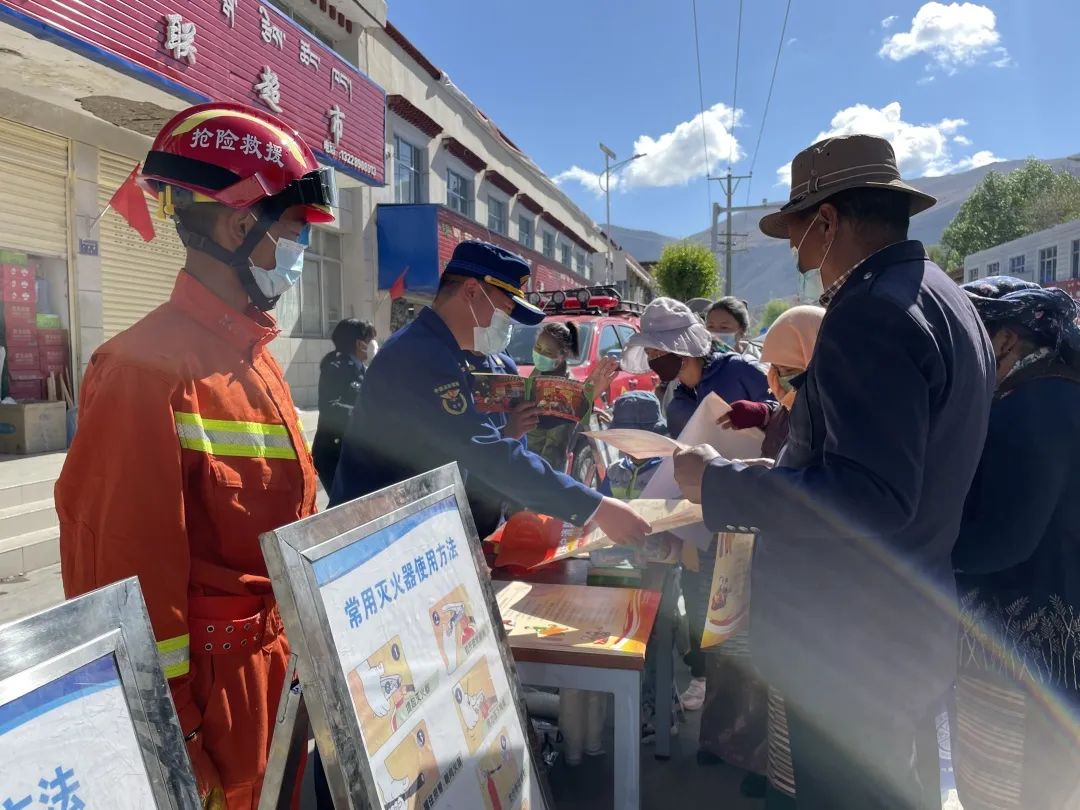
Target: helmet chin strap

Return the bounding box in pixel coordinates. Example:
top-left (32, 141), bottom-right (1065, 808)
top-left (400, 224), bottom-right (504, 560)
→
top-left (174, 210), bottom-right (283, 312)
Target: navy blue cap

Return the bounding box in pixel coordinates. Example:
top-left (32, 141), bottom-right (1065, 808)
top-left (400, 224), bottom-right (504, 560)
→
top-left (610, 391), bottom-right (668, 434)
top-left (444, 240), bottom-right (545, 325)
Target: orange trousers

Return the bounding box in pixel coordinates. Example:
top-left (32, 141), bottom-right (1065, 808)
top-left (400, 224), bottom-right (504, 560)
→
top-left (189, 595), bottom-right (304, 809)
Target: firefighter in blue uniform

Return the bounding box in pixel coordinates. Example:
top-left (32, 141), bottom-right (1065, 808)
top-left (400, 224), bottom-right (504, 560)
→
top-left (329, 240), bottom-right (650, 542)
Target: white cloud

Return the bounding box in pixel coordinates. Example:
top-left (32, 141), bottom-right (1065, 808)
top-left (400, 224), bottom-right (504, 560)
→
top-left (881, 15), bottom-right (899, 28)
top-left (554, 102), bottom-right (743, 195)
top-left (879, 2), bottom-right (1009, 73)
top-left (775, 101), bottom-right (1003, 186)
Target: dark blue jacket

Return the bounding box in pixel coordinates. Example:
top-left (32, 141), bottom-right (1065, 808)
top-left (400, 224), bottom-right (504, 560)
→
top-left (668, 351), bottom-right (772, 438)
top-left (312, 351), bottom-right (364, 489)
top-left (460, 351), bottom-right (520, 538)
top-left (330, 307), bottom-right (602, 527)
top-left (953, 369), bottom-right (1080, 696)
top-left (699, 241), bottom-right (996, 715)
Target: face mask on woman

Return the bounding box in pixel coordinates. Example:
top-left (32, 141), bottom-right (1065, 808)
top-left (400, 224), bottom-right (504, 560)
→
top-left (531, 350), bottom-right (561, 372)
top-left (710, 331), bottom-right (738, 349)
top-left (768, 366), bottom-right (800, 409)
top-left (648, 352), bottom-right (684, 382)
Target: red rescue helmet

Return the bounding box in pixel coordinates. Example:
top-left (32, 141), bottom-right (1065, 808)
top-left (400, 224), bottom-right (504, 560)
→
top-left (140, 102), bottom-right (337, 311)
top-left (140, 101), bottom-right (336, 223)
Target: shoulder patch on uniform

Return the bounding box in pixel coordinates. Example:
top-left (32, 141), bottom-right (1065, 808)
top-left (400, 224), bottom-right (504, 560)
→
top-left (434, 382), bottom-right (468, 415)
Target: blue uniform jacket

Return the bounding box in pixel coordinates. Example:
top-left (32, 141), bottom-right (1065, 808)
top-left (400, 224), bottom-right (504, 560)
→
top-left (698, 241), bottom-right (995, 716)
top-left (330, 307), bottom-right (602, 526)
top-left (667, 351), bottom-right (772, 438)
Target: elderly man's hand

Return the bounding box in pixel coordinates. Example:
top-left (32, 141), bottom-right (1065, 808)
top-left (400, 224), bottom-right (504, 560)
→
top-left (673, 444), bottom-right (721, 503)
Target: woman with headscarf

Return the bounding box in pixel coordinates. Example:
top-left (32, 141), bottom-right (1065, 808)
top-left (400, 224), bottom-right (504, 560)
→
top-left (713, 304), bottom-right (826, 804)
top-left (951, 277), bottom-right (1080, 810)
top-left (621, 297), bottom-right (773, 773)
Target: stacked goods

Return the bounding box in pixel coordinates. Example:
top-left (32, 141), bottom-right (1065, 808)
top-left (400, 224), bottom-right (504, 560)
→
top-left (0, 257), bottom-right (70, 402)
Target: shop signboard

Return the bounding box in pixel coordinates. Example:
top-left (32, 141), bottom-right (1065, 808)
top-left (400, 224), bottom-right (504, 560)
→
top-left (261, 463), bottom-right (551, 810)
top-left (0, 577), bottom-right (200, 809)
top-left (0, 0), bottom-right (385, 185)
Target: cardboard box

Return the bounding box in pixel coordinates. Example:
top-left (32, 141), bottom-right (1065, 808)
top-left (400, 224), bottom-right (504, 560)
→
top-left (4, 323), bottom-right (36, 347)
top-left (0, 401), bottom-right (65, 453)
top-left (1, 265), bottom-right (36, 304)
top-left (7, 370), bottom-right (45, 405)
top-left (3, 301), bottom-right (35, 326)
top-left (39, 346), bottom-right (67, 375)
top-left (35, 328), bottom-right (67, 348)
top-left (6, 345), bottom-right (40, 371)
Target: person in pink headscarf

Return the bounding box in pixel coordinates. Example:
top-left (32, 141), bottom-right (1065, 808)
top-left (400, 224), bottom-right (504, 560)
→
top-left (720, 305), bottom-right (826, 460)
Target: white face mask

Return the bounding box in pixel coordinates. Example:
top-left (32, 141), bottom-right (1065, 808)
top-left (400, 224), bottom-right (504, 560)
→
top-left (250, 221), bottom-right (309, 302)
top-left (710, 331), bottom-right (737, 347)
top-left (470, 286), bottom-right (514, 355)
top-left (791, 213), bottom-right (831, 304)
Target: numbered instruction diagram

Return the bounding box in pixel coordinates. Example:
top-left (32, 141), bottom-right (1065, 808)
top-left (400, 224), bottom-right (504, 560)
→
top-left (312, 495), bottom-right (540, 810)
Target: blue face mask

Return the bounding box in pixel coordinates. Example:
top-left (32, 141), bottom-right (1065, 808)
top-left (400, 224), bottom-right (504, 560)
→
top-left (532, 350), bottom-right (561, 372)
top-left (251, 223), bottom-right (310, 301)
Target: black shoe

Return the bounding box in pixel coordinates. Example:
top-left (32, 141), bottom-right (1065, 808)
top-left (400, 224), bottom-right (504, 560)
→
top-left (740, 773), bottom-right (767, 798)
top-left (696, 749), bottom-right (724, 767)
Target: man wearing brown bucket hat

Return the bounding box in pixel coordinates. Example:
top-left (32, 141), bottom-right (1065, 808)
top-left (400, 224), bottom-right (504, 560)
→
top-left (674, 135), bottom-right (996, 809)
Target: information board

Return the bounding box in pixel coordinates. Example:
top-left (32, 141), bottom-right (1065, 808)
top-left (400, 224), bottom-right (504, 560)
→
top-left (0, 578), bottom-right (200, 809)
top-left (262, 464), bottom-right (550, 810)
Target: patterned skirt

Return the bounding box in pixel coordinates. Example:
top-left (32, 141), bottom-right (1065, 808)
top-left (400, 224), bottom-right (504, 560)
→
top-left (953, 671), bottom-right (1080, 809)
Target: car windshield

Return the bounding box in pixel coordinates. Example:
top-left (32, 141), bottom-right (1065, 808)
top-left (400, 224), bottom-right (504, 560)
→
top-left (507, 322), bottom-right (594, 367)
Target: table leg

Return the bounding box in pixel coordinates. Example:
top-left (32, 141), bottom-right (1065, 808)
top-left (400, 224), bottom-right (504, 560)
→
top-left (653, 566), bottom-right (677, 760)
top-left (513, 662), bottom-right (642, 810)
top-left (611, 668), bottom-right (642, 810)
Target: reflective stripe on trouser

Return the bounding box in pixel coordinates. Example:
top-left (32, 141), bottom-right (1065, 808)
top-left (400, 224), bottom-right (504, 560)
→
top-left (157, 633), bottom-right (191, 679)
top-left (174, 412), bottom-right (298, 459)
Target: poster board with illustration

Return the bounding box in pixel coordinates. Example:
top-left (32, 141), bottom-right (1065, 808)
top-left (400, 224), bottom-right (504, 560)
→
top-left (0, 577), bottom-right (200, 809)
top-left (261, 464), bottom-right (550, 810)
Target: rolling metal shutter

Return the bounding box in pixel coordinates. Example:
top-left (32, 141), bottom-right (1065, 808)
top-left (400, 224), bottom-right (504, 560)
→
top-left (0, 119), bottom-right (69, 257)
top-left (98, 151), bottom-right (186, 338)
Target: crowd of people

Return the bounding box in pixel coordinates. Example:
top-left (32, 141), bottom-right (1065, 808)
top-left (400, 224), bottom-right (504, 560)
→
top-left (51, 96), bottom-right (1080, 810)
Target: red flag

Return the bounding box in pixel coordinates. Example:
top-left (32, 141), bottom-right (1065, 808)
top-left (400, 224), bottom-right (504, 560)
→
top-left (389, 268), bottom-right (408, 300)
top-left (107, 164), bottom-right (155, 242)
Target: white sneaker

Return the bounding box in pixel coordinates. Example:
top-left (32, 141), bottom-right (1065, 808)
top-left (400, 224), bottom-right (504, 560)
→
top-left (680, 677), bottom-right (706, 711)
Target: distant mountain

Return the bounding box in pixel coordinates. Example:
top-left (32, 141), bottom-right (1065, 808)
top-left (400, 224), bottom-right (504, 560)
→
top-left (611, 156), bottom-right (1080, 309)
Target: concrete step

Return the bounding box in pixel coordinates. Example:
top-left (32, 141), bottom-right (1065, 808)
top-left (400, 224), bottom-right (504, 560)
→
top-left (0, 477), bottom-right (55, 510)
top-left (0, 526), bottom-right (60, 578)
top-left (0, 498), bottom-right (58, 542)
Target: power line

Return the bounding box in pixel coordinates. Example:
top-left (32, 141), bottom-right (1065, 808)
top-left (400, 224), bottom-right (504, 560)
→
top-left (728, 0), bottom-right (744, 169)
top-left (691, 0), bottom-right (713, 210)
top-left (745, 0), bottom-right (793, 206)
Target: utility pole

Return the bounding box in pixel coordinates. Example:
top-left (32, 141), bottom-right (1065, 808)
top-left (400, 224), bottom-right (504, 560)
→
top-left (599, 142), bottom-right (616, 284)
top-left (709, 169), bottom-right (769, 296)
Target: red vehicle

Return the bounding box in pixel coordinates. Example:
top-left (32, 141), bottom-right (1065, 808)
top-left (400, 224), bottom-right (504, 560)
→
top-left (506, 286), bottom-right (659, 486)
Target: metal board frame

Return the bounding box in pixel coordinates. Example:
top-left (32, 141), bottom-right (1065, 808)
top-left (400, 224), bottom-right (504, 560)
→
top-left (260, 463), bottom-right (553, 810)
top-left (0, 577), bottom-right (200, 808)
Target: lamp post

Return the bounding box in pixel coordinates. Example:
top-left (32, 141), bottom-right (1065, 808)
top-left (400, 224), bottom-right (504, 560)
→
top-left (598, 143), bottom-right (645, 284)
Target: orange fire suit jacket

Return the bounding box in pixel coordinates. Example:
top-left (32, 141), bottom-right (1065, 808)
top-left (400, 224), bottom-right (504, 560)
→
top-left (57, 271), bottom-right (317, 809)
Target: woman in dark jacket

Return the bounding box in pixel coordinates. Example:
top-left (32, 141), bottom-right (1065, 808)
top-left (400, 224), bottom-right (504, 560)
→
top-left (312, 319), bottom-right (376, 492)
top-left (952, 277), bottom-right (1080, 810)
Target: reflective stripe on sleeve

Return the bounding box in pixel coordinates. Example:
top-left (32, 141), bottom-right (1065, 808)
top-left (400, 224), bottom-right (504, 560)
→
top-left (157, 633), bottom-right (191, 679)
top-left (175, 412), bottom-right (298, 459)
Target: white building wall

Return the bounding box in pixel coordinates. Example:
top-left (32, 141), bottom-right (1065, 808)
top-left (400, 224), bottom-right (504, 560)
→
top-left (964, 219), bottom-right (1080, 285)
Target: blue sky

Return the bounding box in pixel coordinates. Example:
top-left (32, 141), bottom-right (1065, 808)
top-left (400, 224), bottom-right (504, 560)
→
top-left (385, 0), bottom-right (1080, 237)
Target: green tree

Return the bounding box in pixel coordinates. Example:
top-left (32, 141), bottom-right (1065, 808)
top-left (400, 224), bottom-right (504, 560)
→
top-left (759, 298), bottom-right (793, 330)
top-left (927, 244), bottom-right (962, 281)
top-left (941, 160), bottom-right (1080, 263)
top-left (654, 242), bottom-right (717, 301)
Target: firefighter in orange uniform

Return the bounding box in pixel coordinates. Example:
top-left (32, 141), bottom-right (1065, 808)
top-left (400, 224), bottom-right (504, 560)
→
top-left (56, 102), bottom-right (337, 809)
